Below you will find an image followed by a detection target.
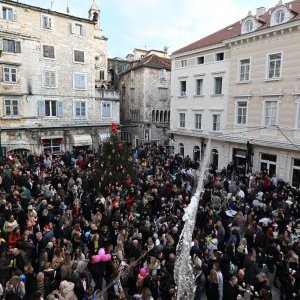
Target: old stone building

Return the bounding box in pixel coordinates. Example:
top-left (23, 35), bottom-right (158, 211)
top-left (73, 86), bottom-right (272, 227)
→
top-left (119, 49), bottom-right (171, 147)
top-left (0, 0), bottom-right (119, 157)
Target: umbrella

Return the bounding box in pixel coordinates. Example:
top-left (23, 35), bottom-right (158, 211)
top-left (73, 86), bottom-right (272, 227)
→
top-left (225, 210), bottom-right (237, 217)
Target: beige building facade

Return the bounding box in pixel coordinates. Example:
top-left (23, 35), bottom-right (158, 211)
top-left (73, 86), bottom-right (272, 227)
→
top-left (0, 0), bottom-right (119, 156)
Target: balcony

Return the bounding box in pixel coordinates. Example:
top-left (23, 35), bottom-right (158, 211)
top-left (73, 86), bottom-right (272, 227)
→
top-left (95, 89), bottom-right (120, 101)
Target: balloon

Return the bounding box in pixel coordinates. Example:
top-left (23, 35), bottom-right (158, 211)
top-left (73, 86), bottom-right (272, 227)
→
top-left (139, 267), bottom-right (148, 278)
top-left (92, 255), bottom-right (101, 263)
top-left (101, 254), bottom-right (112, 262)
top-left (98, 248), bottom-right (105, 259)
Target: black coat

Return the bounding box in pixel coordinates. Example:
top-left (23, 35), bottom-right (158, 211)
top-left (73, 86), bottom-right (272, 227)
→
top-left (223, 281), bottom-right (239, 300)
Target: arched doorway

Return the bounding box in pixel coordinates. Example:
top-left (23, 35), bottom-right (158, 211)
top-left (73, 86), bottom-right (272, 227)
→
top-left (178, 143), bottom-right (184, 156)
top-left (211, 149), bottom-right (219, 169)
top-left (193, 145), bottom-right (200, 160)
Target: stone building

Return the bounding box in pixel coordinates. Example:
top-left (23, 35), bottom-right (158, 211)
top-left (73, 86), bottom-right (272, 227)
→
top-left (170, 0), bottom-right (300, 186)
top-left (0, 0), bottom-right (120, 157)
top-left (119, 49), bottom-right (171, 147)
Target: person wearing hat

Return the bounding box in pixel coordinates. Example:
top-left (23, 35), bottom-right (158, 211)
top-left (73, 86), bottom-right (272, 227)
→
top-left (194, 264), bottom-right (205, 300)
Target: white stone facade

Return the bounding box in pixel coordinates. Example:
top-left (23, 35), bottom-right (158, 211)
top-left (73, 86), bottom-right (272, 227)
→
top-left (0, 0), bottom-right (119, 155)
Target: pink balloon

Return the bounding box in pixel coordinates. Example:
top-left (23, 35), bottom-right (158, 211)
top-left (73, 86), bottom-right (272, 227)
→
top-left (139, 267), bottom-right (148, 278)
top-left (101, 254), bottom-right (112, 262)
top-left (98, 248), bottom-right (105, 259)
top-left (92, 255), bottom-right (101, 263)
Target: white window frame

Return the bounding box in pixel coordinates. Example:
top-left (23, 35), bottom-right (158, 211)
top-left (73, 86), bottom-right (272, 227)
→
top-left (214, 77), bottom-right (223, 95)
top-left (159, 69), bottom-right (166, 80)
top-left (212, 114), bottom-right (221, 131)
top-left (236, 101), bottom-right (248, 125)
top-left (2, 6), bottom-right (16, 21)
top-left (4, 99), bottom-right (19, 117)
top-left (179, 113), bottom-right (185, 128)
top-left (3, 66), bottom-right (18, 84)
top-left (181, 60), bottom-right (187, 67)
top-left (266, 52), bottom-right (283, 80)
top-left (74, 100), bottom-right (87, 119)
top-left (42, 139), bottom-right (61, 154)
top-left (73, 49), bottom-right (85, 64)
top-left (180, 80), bottom-right (187, 96)
top-left (73, 72), bottom-right (87, 90)
top-left (195, 78), bottom-right (203, 96)
top-left (2, 39), bottom-right (21, 53)
top-left (159, 88), bottom-right (168, 101)
top-left (42, 44), bottom-right (55, 59)
top-left (195, 113), bottom-right (202, 129)
top-left (45, 99), bottom-right (58, 117)
top-left (71, 22), bottom-right (85, 36)
top-left (41, 14), bottom-right (52, 30)
top-left (101, 101), bottom-right (112, 118)
top-left (238, 58), bottom-right (251, 82)
top-left (215, 52), bottom-right (224, 61)
top-left (42, 70), bottom-right (57, 88)
top-left (275, 10), bottom-right (285, 24)
top-left (197, 56), bottom-right (204, 64)
top-left (245, 19), bottom-right (254, 32)
top-left (263, 100), bottom-right (278, 127)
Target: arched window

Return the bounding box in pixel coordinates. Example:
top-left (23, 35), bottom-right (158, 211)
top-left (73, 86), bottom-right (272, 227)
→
top-left (152, 110), bottom-right (155, 122)
top-left (275, 10), bottom-right (285, 24)
top-left (168, 111), bottom-right (170, 122)
top-left (160, 110), bottom-right (163, 122)
top-left (193, 146), bottom-right (200, 161)
top-left (156, 110), bottom-right (159, 122)
top-left (245, 19), bottom-right (253, 32)
top-left (164, 110), bottom-right (167, 122)
top-left (178, 143), bottom-right (184, 156)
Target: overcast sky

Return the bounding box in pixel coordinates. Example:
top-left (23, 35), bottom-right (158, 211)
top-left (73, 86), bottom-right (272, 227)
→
top-left (20, 0), bottom-right (284, 58)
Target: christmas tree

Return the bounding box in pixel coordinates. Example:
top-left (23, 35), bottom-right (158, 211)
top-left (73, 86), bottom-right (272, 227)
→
top-left (93, 123), bottom-right (136, 194)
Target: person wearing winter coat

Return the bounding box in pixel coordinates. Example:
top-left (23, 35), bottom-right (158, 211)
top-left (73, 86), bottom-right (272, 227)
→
top-left (59, 280), bottom-right (78, 300)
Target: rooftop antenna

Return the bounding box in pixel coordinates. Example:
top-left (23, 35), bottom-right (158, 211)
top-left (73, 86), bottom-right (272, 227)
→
top-left (50, 0), bottom-right (55, 10)
top-left (66, 1), bottom-right (70, 14)
top-left (144, 43), bottom-right (147, 50)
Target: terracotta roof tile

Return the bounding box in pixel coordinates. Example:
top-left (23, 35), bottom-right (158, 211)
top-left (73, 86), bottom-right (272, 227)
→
top-left (173, 0), bottom-right (300, 55)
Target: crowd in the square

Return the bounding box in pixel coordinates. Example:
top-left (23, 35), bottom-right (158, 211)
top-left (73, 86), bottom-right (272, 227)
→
top-left (0, 144), bottom-right (299, 300)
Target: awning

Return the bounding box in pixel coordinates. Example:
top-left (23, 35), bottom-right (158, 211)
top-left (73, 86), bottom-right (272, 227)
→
top-left (7, 140), bottom-right (31, 151)
top-left (71, 134), bottom-right (92, 146)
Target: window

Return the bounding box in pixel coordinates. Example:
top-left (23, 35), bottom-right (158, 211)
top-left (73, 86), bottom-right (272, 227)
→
top-left (159, 88), bottom-right (168, 101)
top-left (2, 7), bottom-right (16, 21)
top-left (130, 88), bottom-right (135, 100)
top-left (239, 59), bottom-right (250, 81)
top-left (195, 114), bottom-right (202, 129)
top-left (214, 77), bottom-right (222, 95)
top-left (130, 70), bottom-right (134, 80)
top-left (43, 71), bottom-right (57, 88)
top-left (41, 15), bottom-right (52, 29)
top-left (264, 101), bottom-right (277, 126)
top-left (216, 52), bottom-right (224, 61)
top-left (99, 70), bottom-right (105, 80)
top-left (43, 45), bottom-right (55, 59)
top-left (237, 101), bottom-right (247, 125)
top-left (181, 60), bottom-right (187, 67)
top-left (159, 69), bottom-right (166, 80)
top-left (292, 158), bottom-right (300, 188)
top-left (4, 100), bottom-right (18, 117)
top-left (73, 73), bottom-right (86, 90)
top-left (2, 39), bottom-right (21, 53)
top-left (195, 79), bottom-right (203, 95)
top-left (268, 53), bottom-right (282, 79)
top-left (71, 22), bottom-right (85, 36)
top-left (74, 50), bottom-right (85, 63)
top-left (3, 66), bottom-right (17, 83)
top-left (178, 143), bottom-right (184, 156)
top-left (74, 101), bottom-right (86, 118)
top-left (42, 139), bottom-right (61, 154)
top-left (38, 100), bottom-right (63, 117)
top-left (245, 20), bottom-right (253, 32)
top-left (260, 153), bottom-right (277, 176)
top-left (101, 101), bottom-right (112, 118)
top-left (180, 81), bottom-right (186, 96)
top-left (212, 114), bottom-right (220, 131)
top-left (197, 56), bottom-right (204, 64)
top-left (275, 10), bottom-right (285, 24)
top-left (179, 113), bottom-right (185, 128)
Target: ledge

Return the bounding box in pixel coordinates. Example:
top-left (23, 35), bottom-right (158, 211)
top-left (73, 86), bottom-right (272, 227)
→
top-left (236, 80), bottom-right (251, 84)
top-left (263, 77), bottom-right (282, 82)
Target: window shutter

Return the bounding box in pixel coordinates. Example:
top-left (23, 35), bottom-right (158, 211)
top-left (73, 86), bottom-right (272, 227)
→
top-left (48, 17), bottom-right (52, 29)
top-left (15, 41), bottom-right (21, 53)
top-left (70, 22), bottom-right (75, 34)
top-left (13, 10), bottom-right (17, 21)
top-left (0, 38), bottom-right (3, 51)
top-left (57, 101), bottom-right (63, 118)
top-left (81, 26), bottom-right (86, 36)
top-left (38, 100), bottom-right (45, 117)
top-left (49, 46), bottom-right (54, 58)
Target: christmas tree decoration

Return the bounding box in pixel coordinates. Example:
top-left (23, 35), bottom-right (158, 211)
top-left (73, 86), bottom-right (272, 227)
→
top-left (93, 127), bottom-right (136, 195)
top-left (110, 122), bottom-right (118, 134)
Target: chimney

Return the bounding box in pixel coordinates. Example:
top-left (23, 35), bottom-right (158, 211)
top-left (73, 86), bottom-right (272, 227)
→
top-left (256, 7), bottom-right (266, 17)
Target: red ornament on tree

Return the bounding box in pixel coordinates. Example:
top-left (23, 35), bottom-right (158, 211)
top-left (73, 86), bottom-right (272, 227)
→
top-left (126, 177), bottom-right (132, 185)
top-left (118, 143), bottom-right (123, 149)
top-left (110, 122), bottom-right (118, 134)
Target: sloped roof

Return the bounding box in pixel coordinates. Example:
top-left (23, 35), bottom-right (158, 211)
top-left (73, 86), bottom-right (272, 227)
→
top-left (121, 54), bottom-right (171, 74)
top-left (173, 0), bottom-right (300, 55)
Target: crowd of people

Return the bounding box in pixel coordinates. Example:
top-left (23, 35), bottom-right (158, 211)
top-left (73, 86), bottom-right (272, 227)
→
top-left (0, 144), bottom-right (299, 300)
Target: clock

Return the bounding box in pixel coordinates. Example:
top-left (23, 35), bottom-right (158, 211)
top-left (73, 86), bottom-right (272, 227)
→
top-left (95, 51), bottom-right (105, 68)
